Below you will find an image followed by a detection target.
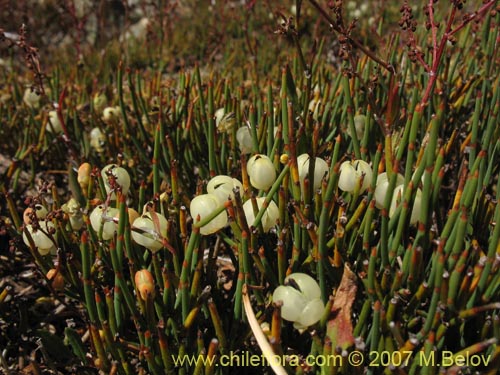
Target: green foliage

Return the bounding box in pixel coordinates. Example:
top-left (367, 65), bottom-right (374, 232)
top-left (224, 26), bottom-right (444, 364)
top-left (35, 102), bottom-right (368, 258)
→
top-left (0, 1), bottom-right (498, 374)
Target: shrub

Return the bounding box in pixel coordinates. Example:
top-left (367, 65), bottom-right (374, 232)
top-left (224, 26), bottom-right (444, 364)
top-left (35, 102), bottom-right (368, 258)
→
top-left (0, 1), bottom-right (498, 374)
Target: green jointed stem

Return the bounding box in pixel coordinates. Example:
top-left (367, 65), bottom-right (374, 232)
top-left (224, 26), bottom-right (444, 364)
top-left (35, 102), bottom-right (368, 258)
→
top-left (81, 232), bottom-right (98, 324)
top-left (476, 190), bottom-right (500, 300)
top-left (117, 63), bottom-right (148, 164)
top-left (249, 105), bottom-right (259, 154)
top-left (317, 137), bottom-right (341, 301)
top-left (127, 70), bottom-right (148, 143)
top-left (234, 250), bottom-right (244, 320)
top-left (252, 165), bottom-right (289, 229)
top-left (105, 289), bottom-right (118, 336)
top-left (364, 199), bottom-right (376, 291)
top-left (266, 84), bottom-right (274, 154)
top-left (404, 105), bottom-right (423, 186)
top-left (207, 299), bottom-right (228, 355)
top-left (109, 240), bottom-right (138, 322)
top-left (153, 123), bottom-right (161, 195)
top-left (179, 228), bottom-right (200, 321)
top-left (419, 249), bottom-right (445, 340)
top-left (367, 301), bottom-right (381, 375)
top-left (281, 68), bottom-right (289, 146)
top-left (341, 74), bottom-right (361, 160)
top-left (207, 81), bottom-right (216, 176)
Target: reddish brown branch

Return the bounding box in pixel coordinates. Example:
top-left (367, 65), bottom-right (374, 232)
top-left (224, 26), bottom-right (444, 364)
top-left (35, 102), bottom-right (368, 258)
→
top-left (427, 0), bottom-right (439, 64)
top-left (449, 1), bottom-right (497, 36)
top-left (420, 0), bottom-right (496, 107)
top-left (306, 0), bottom-right (395, 73)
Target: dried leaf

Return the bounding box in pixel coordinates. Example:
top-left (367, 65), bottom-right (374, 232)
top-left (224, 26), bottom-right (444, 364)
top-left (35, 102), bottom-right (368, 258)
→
top-left (327, 264), bottom-right (357, 350)
top-left (242, 284), bottom-right (288, 375)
